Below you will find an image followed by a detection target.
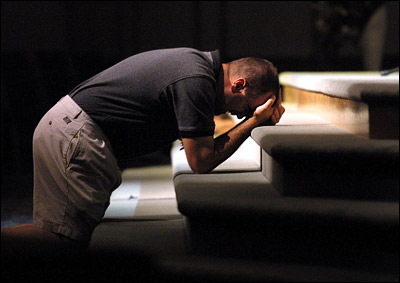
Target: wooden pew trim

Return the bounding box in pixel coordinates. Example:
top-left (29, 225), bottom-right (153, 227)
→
top-left (283, 86), bottom-right (399, 139)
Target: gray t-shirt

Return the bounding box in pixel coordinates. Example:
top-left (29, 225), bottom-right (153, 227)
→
top-left (69, 48), bottom-right (222, 162)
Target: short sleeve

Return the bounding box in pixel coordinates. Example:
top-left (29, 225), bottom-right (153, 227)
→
top-left (170, 77), bottom-right (216, 138)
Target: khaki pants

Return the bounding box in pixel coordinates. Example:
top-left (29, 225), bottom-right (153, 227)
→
top-left (33, 95), bottom-right (121, 244)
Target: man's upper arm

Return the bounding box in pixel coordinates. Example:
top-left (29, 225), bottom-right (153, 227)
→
top-left (172, 78), bottom-right (215, 138)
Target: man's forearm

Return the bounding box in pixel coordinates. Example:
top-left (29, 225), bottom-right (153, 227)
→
top-left (199, 116), bottom-right (265, 173)
top-left (214, 117), bottom-right (257, 158)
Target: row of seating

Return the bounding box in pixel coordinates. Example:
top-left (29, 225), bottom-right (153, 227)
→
top-left (171, 72), bottom-right (399, 280)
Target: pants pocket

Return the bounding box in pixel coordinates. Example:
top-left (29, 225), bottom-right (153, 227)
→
top-left (63, 121), bottom-right (84, 167)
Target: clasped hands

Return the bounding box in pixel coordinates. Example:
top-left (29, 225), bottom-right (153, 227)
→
top-left (252, 88), bottom-right (285, 126)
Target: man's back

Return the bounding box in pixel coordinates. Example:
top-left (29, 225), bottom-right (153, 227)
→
top-left (69, 48), bottom-right (221, 161)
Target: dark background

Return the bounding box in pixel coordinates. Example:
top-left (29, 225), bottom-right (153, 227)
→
top-left (1, 1), bottom-right (399, 181)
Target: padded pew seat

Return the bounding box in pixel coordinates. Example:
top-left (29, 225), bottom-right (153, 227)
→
top-left (172, 134), bottom-right (268, 214)
top-left (253, 124), bottom-right (399, 200)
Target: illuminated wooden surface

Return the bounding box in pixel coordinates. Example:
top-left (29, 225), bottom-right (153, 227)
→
top-left (283, 86), bottom-right (399, 139)
top-left (214, 114), bottom-right (237, 136)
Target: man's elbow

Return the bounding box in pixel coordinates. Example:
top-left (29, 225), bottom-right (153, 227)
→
top-left (190, 165), bottom-right (211, 174)
top-left (188, 160), bottom-right (213, 174)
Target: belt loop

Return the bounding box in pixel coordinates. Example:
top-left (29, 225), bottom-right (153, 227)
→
top-left (65, 95), bottom-right (83, 119)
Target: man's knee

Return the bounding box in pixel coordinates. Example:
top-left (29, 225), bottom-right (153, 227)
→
top-left (1, 224), bottom-right (86, 257)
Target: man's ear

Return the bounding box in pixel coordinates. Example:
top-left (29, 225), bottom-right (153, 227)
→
top-left (231, 78), bottom-right (247, 93)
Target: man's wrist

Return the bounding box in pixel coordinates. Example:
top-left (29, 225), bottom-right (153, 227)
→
top-left (245, 115), bottom-right (267, 129)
